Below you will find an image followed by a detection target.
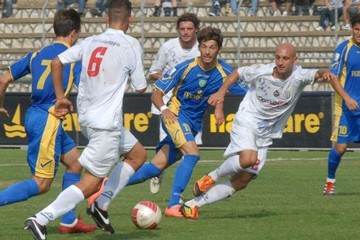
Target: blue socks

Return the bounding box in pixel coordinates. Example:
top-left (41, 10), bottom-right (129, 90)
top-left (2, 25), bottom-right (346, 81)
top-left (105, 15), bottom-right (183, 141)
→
top-left (0, 179), bottom-right (39, 206)
top-left (60, 171), bottom-right (81, 224)
top-left (327, 148), bottom-right (342, 179)
top-left (127, 162), bottom-right (162, 185)
top-left (168, 154), bottom-right (200, 208)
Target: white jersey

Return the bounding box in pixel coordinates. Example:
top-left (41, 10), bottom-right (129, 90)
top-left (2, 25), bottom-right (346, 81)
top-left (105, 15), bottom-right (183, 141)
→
top-left (234, 63), bottom-right (317, 139)
top-left (149, 37), bottom-right (199, 114)
top-left (58, 28), bottom-right (147, 130)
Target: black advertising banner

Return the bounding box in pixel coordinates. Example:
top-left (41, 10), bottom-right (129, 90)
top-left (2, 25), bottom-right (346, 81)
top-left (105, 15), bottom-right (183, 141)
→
top-left (0, 92), bottom-right (333, 149)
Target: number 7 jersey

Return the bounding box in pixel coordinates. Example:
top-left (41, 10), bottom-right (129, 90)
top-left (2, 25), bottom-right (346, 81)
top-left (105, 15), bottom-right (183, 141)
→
top-left (9, 41), bottom-right (81, 111)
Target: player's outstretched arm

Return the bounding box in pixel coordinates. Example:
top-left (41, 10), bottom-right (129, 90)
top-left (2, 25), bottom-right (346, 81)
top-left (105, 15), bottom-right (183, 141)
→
top-left (208, 69), bottom-right (240, 106)
top-left (51, 57), bottom-right (73, 117)
top-left (322, 70), bottom-right (360, 111)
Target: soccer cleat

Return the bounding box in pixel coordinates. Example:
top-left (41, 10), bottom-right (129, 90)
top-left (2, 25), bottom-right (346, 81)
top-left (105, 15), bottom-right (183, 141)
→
top-left (58, 216), bottom-right (97, 234)
top-left (180, 204), bottom-right (199, 219)
top-left (323, 180), bottom-right (335, 195)
top-left (87, 177), bottom-right (108, 207)
top-left (87, 202), bottom-right (115, 234)
top-left (164, 205), bottom-right (183, 217)
top-left (90, 8), bottom-right (102, 17)
top-left (24, 217), bottom-right (47, 240)
top-left (150, 173), bottom-right (163, 194)
top-left (342, 24), bottom-right (350, 31)
top-left (193, 174), bottom-right (215, 197)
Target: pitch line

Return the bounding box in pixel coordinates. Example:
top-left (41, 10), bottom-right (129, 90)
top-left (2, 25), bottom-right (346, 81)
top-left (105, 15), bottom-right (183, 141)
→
top-left (0, 156), bottom-right (358, 167)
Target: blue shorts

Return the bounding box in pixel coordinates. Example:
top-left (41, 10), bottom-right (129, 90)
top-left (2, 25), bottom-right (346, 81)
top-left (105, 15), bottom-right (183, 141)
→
top-left (330, 113), bottom-right (360, 143)
top-left (155, 115), bottom-right (197, 166)
top-left (25, 106), bottom-right (75, 178)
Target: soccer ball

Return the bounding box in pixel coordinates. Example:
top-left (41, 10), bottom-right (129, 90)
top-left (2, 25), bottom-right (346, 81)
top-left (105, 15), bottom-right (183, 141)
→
top-left (131, 201), bottom-right (162, 229)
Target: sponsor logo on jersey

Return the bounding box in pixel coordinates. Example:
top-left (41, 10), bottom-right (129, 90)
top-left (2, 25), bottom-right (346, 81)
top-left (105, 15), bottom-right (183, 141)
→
top-left (199, 79), bottom-right (207, 87)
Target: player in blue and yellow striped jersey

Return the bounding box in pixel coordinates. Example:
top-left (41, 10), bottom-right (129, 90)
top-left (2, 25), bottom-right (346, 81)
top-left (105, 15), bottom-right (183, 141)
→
top-left (323, 13), bottom-right (360, 195)
top-left (125, 26), bottom-right (247, 216)
top-left (0, 9), bottom-right (97, 233)
top-left (85, 26), bottom-right (247, 224)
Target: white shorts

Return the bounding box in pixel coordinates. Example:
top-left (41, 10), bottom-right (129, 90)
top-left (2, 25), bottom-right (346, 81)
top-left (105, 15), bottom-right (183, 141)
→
top-left (224, 123), bottom-right (272, 158)
top-left (79, 126), bottom-right (138, 177)
top-left (224, 121), bottom-right (271, 176)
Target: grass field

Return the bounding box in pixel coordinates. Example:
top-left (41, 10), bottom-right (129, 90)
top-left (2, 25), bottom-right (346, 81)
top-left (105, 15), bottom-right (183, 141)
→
top-left (0, 148), bottom-right (360, 240)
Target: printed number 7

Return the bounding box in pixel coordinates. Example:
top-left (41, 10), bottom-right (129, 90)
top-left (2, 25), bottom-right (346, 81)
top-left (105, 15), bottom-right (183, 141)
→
top-left (87, 47), bottom-right (108, 77)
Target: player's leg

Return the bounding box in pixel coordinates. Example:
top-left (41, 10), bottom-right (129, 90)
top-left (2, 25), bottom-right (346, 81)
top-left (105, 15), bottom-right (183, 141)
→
top-left (164, 118), bottom-right (200, 217)
top-left (25, 127), bottom-right (119, 237)
top-left (87, 128), bottom-right (145, 233)
top-left (0, 108), bottom-right (57, 206)
top-left (149, 122), bottom-right (168, 194)
top-left (95, 132), bottom-right (146, 210)
top-left (324, 114), bottom-right (350, 195)
top-left (182, 147), bottom-right (267, 219)
top-left (59, 136), bottom-right (97, 234)
top-left (193, 124), bottom-right (259, 197)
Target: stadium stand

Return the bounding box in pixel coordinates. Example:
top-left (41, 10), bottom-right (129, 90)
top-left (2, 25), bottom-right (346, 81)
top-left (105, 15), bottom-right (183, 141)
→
top-left (0, 0), bottom-right (348, 92)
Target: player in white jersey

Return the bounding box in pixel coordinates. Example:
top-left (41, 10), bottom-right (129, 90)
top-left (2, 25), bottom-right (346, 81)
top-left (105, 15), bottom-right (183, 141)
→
top-left (148, 13), bottom-right (201, 194)
top-left (180, 43), bottom-right (336, 219)
top-left (24, 1), bottom-right (148, 238)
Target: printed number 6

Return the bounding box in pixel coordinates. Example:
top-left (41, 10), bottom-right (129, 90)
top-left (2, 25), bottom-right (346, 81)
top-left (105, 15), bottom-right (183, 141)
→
top-left (87, 47), bottom-right (108, 77)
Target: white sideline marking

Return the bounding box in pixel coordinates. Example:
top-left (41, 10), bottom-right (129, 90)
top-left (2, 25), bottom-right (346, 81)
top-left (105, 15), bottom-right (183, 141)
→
top-left (1, 156), bottom-right (359, 166)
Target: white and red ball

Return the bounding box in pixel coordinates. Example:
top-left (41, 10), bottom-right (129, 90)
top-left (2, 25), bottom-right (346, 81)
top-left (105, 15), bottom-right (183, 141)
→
top-left (131, 201), bottom-right (161, 229)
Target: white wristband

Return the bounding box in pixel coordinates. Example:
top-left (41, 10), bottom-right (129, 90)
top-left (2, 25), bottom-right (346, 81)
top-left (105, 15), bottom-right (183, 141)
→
top-left (160, 105), bottom-right (169, 112)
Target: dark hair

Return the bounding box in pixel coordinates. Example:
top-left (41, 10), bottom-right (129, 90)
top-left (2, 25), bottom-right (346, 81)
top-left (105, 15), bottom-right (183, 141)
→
top-left (197, 26), bottom-right (223, 48)
top-left (176, 13), bottom-right (201, 30)
top-left (350, 13), bottom-right (360, 27)
top-left (53, 9), bottom-right (81, 37)
top-left (108, 0), bottom-right (131, 22)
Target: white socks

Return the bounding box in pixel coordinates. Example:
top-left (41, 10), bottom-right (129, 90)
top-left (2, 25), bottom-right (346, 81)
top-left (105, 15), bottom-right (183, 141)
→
top-left (208, 154), bottom-right (241, 182)
top-left (185, 180), bottom-right (235, 208)
top-left (97, 162), bottom-right (135, 210)
top-left (36, 185), bottom-right (84, 226)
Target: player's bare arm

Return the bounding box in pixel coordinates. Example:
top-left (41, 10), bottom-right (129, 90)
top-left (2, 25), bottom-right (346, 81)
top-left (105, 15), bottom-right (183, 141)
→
top-left (214, 101), bottom-right (224, 126)
top-left (149, 72), bottom-right (163, 81)
top-left (327, 72), bottom-right (360, 111)
top-left (151, 88), bottom-right (177, 124)
top-left (208, 69), bottom-right (240, 106)
top-left (0, 72), bottom-right (13, 117)
top-left (314, 69), bottom-right (335, 82)
top-left (51, 57), bottom-right (74, 117)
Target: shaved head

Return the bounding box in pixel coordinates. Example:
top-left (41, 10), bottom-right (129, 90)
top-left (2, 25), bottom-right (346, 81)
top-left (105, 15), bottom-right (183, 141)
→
top-left (276, 43), bottom-right (297, 58)
top-left (274, 43), bottom-right (298, 79)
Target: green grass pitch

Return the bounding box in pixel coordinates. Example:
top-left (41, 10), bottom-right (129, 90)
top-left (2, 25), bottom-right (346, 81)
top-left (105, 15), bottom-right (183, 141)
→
top-left (0, 148), bottom-right (359, 240)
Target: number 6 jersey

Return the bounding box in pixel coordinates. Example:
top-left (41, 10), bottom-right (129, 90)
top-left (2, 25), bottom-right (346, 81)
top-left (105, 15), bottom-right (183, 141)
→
top-left (58, 28), bottom-right (148, 130)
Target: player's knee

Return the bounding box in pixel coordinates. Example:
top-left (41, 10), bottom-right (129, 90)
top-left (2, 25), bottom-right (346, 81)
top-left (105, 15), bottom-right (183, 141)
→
top-left (124, 143), bottom-right (147, 171)
top-left (33, 177), bottom-right (52, 194)
top-left (334, 144), bottom-right (347, 155)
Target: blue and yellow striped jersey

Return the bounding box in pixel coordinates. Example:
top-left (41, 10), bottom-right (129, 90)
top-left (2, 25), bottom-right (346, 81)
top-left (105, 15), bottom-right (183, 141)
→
top-left (330, 38), bottom-right (360, 116)
top-left (9, 41), bottom-right (81, 111)
top-left (154, 57), bottom-right (247, 132)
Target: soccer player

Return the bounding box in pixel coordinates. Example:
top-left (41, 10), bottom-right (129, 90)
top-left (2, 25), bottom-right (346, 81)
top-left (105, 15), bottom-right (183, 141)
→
top-left (148, 12), bottom-right (201, 194)
top-left (88, 26), bottom-right (248, 228)
top-left (322, 13), bottom-right (360, 195)
top-left (0, 9), bottom-right (97, 234)
top-left (180, 43), bottom-right (336, 219)
top-left (23, 0), bottom-right (147, 239)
